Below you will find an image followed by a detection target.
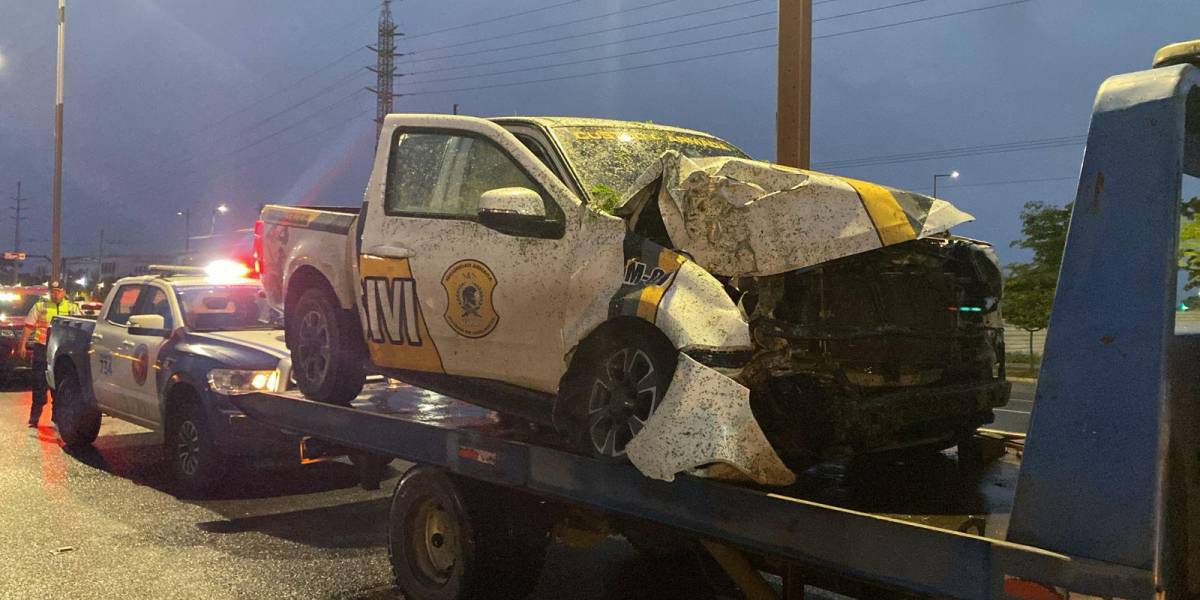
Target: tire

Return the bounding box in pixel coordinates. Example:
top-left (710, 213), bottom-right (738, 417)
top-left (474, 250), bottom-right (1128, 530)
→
top-left (288, 286), bottom-right (365, 406)
top-left (557, 327), bottom-right (677, 459)
top-left (388, 468), bottom-right (548, 600)
top-left (51, 368), bottom-right (100, 448)
top-left (170, 401), bottom-right (225, 498)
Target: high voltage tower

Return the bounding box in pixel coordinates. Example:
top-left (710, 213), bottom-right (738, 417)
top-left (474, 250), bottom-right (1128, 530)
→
top-left (367, 0), bottom-right (402, 137)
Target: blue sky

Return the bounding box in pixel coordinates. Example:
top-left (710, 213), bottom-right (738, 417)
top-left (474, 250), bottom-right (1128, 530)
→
top-left (1, 0), bottom-right (1198, 266)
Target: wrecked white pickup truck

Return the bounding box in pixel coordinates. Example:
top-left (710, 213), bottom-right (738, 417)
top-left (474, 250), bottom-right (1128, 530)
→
top-left (256, 115), bottom-right (1009, 486)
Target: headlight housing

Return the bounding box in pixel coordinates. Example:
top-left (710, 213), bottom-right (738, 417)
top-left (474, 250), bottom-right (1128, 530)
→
top-left (207, 368), bottom-right (282, 395)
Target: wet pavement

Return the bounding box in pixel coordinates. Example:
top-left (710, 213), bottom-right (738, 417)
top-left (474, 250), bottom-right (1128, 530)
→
top-left (0, 378), bottom-right (731, 600)
top-left (990, 379), bottom-right (1035, 435)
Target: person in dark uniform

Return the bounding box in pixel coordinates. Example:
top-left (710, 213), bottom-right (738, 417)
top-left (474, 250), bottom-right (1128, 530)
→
top-left (16, 281), bottom-right (79, 427)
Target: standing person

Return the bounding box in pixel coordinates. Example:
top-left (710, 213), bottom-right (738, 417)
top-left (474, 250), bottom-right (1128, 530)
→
top-left (16, 282), bottom-right (79, 427)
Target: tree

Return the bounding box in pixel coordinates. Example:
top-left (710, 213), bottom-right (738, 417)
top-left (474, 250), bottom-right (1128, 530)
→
top-left (1180, 196), bottom-right (1200, 308)
top-left (1003, 202), bottom-right (1072, 372)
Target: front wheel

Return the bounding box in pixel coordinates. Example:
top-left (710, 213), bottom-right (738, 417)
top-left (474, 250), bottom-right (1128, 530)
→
top-left (557, 328), bottom-right (677, 459)
top-left (170, 402), bottom-right (225, 498)
top-left (52, 368), bottom-right (100, 448)
top-left (288, 286), bottom-right (365, 406)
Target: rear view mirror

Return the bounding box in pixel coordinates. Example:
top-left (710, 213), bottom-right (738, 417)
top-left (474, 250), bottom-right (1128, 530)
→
top-left (476, 187), bottom-right (563, 238)
top-left (128, 314), bottom-right (170, 338)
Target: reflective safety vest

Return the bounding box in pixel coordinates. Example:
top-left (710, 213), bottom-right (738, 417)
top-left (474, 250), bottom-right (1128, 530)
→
top-left (29, 298), bottom-right (79, 345)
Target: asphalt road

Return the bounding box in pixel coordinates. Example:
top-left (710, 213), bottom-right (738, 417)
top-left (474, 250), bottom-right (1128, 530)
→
top-left (0, 380), bottom-right (733, 600)
top-left (990, 379), bottom-right (1036, 435)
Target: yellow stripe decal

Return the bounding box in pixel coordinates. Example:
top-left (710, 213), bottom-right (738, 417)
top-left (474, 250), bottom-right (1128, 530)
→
top-left (840, 177), bottom-right (916, 245)
top-left (635, 251), bottom-right (687, 321)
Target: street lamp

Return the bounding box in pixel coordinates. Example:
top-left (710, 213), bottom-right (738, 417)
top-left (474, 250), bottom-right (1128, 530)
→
top-left (210, 204), bottom-right (229, 235)
top-left (177, 209), bottom-right (191, 253)
top-left (932, 170), bottom-right (959, 198)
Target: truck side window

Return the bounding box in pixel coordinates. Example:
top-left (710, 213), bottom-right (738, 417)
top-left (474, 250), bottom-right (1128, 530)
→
top-left (385, 130), bottom-right (542, 219)
top-left (135, 287), bottom-right (174, 330)
top-left (106, 285), bottom-right (144, 326)
top-left (386, 133), bottom-right (451, 216)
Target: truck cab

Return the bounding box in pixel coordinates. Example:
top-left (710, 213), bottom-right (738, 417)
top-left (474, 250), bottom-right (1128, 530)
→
top-left (48, 264), bottom-right (298, 495)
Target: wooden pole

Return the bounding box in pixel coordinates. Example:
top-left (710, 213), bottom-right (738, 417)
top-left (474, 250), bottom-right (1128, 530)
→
top-left (776, 0), bottom-right (811, 169)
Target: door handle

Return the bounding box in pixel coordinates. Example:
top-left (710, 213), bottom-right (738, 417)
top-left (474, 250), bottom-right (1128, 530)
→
top-left (365, 244), bottom-right (415, 259)
top-left (121, 341), bottom-right (135, 348)
top-left (91, 334), bottom-right (103, 342)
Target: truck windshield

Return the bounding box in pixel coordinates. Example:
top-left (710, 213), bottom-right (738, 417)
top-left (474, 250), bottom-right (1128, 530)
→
top-left (0, 291), bottom-right (45, 320)
top-left (175, 285), bottom-right (278, 332)
top-left (548, 125), bottom-right (748, 212)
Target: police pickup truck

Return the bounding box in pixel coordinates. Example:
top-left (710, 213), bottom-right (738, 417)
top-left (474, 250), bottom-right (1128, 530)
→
top-left (46, 264), bottom-right (297, 495)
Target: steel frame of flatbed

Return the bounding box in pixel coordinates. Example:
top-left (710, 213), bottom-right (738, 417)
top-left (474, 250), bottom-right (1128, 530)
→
top-left (233, 391), bottom-right (1147, 600)
top-left (233, 58), bottom-right (1200, 600)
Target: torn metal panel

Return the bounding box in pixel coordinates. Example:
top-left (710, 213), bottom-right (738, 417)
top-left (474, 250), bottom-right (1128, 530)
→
top-left (625, 355), bottom-right (796, 487)
top-left (615, 151), bottom-right (974, 277)
top-left (654, 260), bottom-right (752, 352)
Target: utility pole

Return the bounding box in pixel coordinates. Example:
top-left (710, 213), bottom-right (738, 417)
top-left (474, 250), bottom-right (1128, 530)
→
top-left (51, 0), bottom-right (66, 282)
top-left (10, 181), bottom-right (26, 252)
top-left (367, 0), bottom-right (402, 137)
top-left (776, 0), bottom-right (812, 169)
top-left (10, 181), bottom-right (27, 285)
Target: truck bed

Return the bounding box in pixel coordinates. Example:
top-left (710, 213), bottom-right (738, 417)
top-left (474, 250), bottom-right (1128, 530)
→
top-left (231, 382), bottom-right (1149, 599)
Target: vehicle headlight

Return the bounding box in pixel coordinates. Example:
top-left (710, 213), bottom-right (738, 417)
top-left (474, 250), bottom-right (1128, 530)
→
top-left (207, 368), bottom-right (281, 395)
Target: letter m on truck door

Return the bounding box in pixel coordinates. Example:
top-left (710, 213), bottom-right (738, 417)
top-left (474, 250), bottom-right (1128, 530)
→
top-left (357, 115), bottom-right (581, 394)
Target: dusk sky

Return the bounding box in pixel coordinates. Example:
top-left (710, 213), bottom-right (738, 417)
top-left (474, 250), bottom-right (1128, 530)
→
top-left (1, 0), bottom-right (1198, 266)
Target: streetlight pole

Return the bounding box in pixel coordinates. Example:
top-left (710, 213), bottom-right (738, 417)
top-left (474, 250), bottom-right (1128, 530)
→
top-left (50, 0), bottom-right (66, 283)
top-left (210, 204), bottom-right (228, 236)
top-left (933, 170), bottom-right (959, 198)
top-left (177, 209), bottom-right (191, 253)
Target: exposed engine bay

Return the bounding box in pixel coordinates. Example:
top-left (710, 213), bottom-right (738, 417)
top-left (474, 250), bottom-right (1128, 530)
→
top-left (736, 236), bottom-right (1008, 463)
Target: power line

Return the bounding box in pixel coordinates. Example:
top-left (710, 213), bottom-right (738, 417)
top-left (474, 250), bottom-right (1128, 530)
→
top-left (408, 0), bottom-right (689, 56)
top-left (402, 0), bottom-right (770, 68)
top-left (404, 0), bottom-right (589, 40)
top-left (910, 175), bottom-right (1079, 192)
top-left (405, 0), bottom-right (939, 83)
top-left (408, 25), bottom-right (776, 86)
top-left (207, 46), bottom-right (368, 130)
top-left (401, 0), bottom-right (1031, 98)
top-left (814, 134), bottom-right (1085, 169)
top-left (814, 0), bottom-right (1030, 40)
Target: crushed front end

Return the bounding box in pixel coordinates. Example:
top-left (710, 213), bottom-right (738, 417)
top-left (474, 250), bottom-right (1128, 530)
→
top-left (737, 236), bottom-right (1010, 464)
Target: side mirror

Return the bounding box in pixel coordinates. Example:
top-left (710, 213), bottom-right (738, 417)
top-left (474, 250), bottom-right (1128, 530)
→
top-left (128, 314), bottom-right (170, 338)
top-left (476, 187), bottom-right (563, 238)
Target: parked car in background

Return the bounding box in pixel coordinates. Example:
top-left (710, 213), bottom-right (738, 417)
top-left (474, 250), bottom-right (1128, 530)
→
top-left (0, 286), bottom-right (48, 379)
top-left (47, 263), bottom-right (297, 496)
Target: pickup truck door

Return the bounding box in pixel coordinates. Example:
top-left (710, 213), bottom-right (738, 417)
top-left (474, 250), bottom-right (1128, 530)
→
top-left (119, 284), bottom-right (175, 425)
top-left (90, 284), bottom-right (145, 419)
top-left (358, 115), bottom-right (582, 393)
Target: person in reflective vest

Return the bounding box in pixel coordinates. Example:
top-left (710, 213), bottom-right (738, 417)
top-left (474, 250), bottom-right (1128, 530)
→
top-left (17, 281), bottom-right (80, 427)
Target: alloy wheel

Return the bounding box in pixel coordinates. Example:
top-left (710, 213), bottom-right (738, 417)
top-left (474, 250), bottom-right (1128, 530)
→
top-left (586, 347), bottom-right (659, 457)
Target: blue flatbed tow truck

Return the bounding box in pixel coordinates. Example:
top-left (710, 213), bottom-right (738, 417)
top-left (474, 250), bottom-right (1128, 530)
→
top-left (228, 43), bottom-right (1200, 599)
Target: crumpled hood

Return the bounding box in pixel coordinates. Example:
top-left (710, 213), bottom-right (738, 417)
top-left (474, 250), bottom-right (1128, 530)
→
top-left (613, 151), bottom-right (974, 277)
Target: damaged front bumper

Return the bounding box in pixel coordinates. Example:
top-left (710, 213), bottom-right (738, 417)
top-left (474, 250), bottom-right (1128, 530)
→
top-left (625, 354), bottom-right (797, 486)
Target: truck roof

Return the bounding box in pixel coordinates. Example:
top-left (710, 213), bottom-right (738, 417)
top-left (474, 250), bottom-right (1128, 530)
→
top-left (113, 274), bottom-right (261, 288)
top-left (491, 115), bottom-right (719, 138)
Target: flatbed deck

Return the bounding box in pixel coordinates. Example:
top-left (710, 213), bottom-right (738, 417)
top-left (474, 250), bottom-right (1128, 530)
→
top-left (233, 383), bottom-right (1149, 599)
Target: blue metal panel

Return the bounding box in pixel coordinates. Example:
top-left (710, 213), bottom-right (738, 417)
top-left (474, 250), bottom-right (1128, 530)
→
top-left (1008, 64), bottom-right (1200, 570)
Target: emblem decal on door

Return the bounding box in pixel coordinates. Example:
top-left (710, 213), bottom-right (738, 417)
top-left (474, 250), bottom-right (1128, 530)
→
top-left (441, 260), bottom-right (499, 339)
top-left (131, 343), bottom-right (150, 386)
